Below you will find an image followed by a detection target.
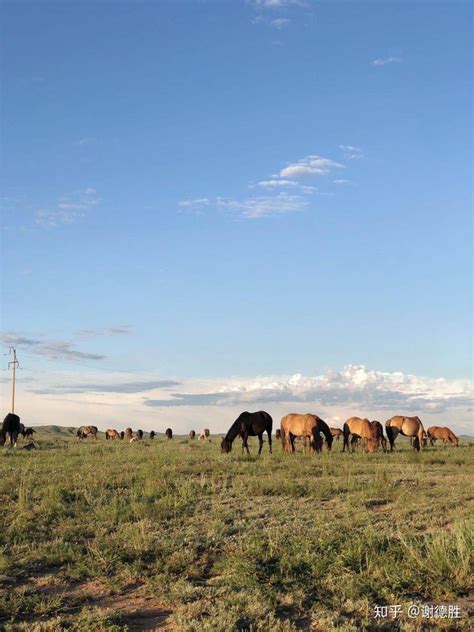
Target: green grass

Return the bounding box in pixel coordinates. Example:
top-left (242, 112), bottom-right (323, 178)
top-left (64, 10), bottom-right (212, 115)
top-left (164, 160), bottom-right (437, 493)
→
top-left (0, 434), bottom-right (472, 631)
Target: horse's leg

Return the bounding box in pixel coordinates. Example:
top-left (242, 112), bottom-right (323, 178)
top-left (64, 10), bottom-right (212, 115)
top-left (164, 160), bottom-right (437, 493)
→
top-left (243, 432), bottom-right (250, 454)
top-left (290, 433), bottom-right (296, 453)
top-left (257, 433), bottom-right (263, 456)
top-left (267, 429), bottom-right (272, 454)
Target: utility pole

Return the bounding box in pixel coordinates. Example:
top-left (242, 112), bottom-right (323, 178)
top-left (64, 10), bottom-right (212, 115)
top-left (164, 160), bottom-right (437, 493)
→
top-left (8, 347), bottom-right (19, 414)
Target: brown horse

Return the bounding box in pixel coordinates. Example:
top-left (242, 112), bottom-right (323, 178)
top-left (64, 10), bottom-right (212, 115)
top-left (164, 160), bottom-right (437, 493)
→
top-left (165, 428), bottom-right (173, 439)
top-left (77, 425), bottom-right (98, 440)
top-left (427, 426), bottom-right (459, 446)
top-left (275, 428), bottom-right (281, 440)
top-left (105, 429), bottom-right (120, 440)
top-left (280, 413), bottom-right (333, 453)
top-left (150, 431), bottom-right (155, 440)
top-left (125, 427), bottom-right (133, 440)
top-left (385, 415), bottom-right (425, 452)
top-left (189, 430), bottom-right (196, 440)
top-left (330, 427), bottom-right (343, 442)
top-left (136, 429), bottom-right (144, 440)
top-left (370, 420), bottom-right (387, 452)
top-left (342, 417), bottom-right (379, 453)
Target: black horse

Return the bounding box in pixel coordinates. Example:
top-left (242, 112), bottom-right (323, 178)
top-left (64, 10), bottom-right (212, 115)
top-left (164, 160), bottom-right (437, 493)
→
top-left (165, 428), bottom-right (173, 439)
top-left (221, 411), bottom-right (273, 455)
top-left (1, 413), bottom-right (21, 447)
top-left (150, 431), bottom-right (155, 440)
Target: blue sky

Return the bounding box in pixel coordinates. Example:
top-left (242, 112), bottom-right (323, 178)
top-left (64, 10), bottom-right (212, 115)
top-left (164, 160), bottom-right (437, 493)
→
top-left (1, 1), bottom-right (472, 432)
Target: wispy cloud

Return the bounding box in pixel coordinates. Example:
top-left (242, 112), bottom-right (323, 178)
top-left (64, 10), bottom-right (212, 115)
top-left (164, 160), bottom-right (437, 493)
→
top-left (254, 0), bottom-right (306, 7)
top-left (179, 193), bottom-right (308, 219)
top-left (31, 379), bottom-right (180, 395)
top-left (372, 56), bottom-right (402, 67)
top-left (251, 179), bottom-right (316, 193)
top-left (270, 18), bottom-right (290, 29)
top-left (333, 179), bottom-right (351, 185)
top-left (35, 188), bottom-right (101, 228)
top-left (76, 325), bottom-right (132, 338)
top-left (1, 332), bottom-right (105, 362)
top-left (339, 145), bottom-right (364, 160)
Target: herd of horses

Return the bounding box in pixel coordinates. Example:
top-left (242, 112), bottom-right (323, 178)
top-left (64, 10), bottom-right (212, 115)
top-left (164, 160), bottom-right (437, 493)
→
top-left (1, 411), bottom-right (461, 454)
top-left (219, 411), bottom-right (460, 455)
top-left (77, 425), bottom-right (211, 443)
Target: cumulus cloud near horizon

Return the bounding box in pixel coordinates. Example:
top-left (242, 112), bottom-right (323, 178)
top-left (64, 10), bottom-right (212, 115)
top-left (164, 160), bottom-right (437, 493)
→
top-left (6, 364), bottom-right (472, 436)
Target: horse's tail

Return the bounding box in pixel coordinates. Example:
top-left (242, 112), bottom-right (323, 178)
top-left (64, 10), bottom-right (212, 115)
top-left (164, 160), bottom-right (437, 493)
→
top-left (280, 426), bottom-right (286, 450)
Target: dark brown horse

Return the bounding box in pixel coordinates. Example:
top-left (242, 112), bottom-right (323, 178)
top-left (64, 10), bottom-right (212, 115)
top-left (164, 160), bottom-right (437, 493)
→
top-left (165, 428), bottom-right (173, 439)
top-left (370, 420), bottom-right (387, 452)
top-left (275, 428), bottom-right (281, 440)
top-left (1, 413), bottom-right (21, 447)
top-left (150, 431), bottom-right (155, 440)
top-left (189, 430), bottom-right (196, 440)
top-left (221, 411), bottom-right (273, 455)
top-left (136, 429), bottom-right (144, 440)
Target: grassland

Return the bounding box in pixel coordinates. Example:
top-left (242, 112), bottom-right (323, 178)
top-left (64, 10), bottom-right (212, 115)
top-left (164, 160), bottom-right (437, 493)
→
top-left (0, 429), bottom-right (472, 631)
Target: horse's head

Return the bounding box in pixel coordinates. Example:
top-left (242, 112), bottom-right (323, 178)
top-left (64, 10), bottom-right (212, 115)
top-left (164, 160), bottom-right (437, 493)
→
top-left (366, 435), bottom-right (379, 453)
top-left (221, 438), bottom-right (232, 453)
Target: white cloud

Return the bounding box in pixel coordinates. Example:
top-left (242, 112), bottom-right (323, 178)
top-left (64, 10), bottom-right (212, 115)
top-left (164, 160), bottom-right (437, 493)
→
top-left (333, 179), bottom-right (351, 185)
top-left (76, 325), bottom-right (132, 338)
top-left (372, 56), bottom-right (402, 67)
top-left (9, 364), bottom-right (472, 436)
top-left (270, 18), bottom-right (290, 29)
top-left (280, 155), bottom-right (344, 178)
top-left (252, 179), bottom-right (316, 193)
top-left (339, 145), bottom-right (364, 160)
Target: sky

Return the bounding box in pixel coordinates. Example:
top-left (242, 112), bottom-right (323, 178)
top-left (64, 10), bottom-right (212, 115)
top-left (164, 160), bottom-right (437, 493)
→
top-left (1, 0), bottom-right (472, 434)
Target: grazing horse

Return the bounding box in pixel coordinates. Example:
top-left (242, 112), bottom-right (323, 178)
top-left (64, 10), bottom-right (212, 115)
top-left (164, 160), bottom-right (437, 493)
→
top-left (280, 413), bottom-right (333, 454)
top-left (165, 428), bottom-right (173, 440)
top-left (1, 413), bottom-right (21, 447)
top-left (427, 426), bottom-right (459, 446)
top-left (330, 427), bottom-right (343, 442)
top-left (105, 429), bottom-right (120, 440)
top-left (221, 411), bottom-right (273, 455)
top-left (342, 417), bottom-right (379, 453)
top-left (199, 428), bottom-right (211, 441)
top-left (189, 430), bottom-right (196, 440)
top-left (125, 427), bottom-right (133, 441)
top-left (385, 416), bottom-right (425, 452)
top-left (275, 428), bottom-right (281, 440)
top-left (76, 425), bottom-right (98, 440)
top-left (136, 429), bottom-right (144, 440)
top-left (370, 420), bottom-right (388, 452)
top-left (150, 431), bottom-right (155, 440)
top-left (23, 427), bottom-right (36, 439)
top-left (120, 431), bottom-right (125, 440)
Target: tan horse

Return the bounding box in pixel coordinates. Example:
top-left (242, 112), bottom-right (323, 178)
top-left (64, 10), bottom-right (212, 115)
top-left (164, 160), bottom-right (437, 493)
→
top-left (342, 417), bottom-right (379, 453)
top-left (385, 415), bottom-right (425, 452)
top-left (330, 427), bottom-right (343, 442)
top-left (105, 429), bottom-right (120, 440)
top-left (280, 413), bottom-right (333, 453)
top-left (427, 426), bottom-right (459, 446)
